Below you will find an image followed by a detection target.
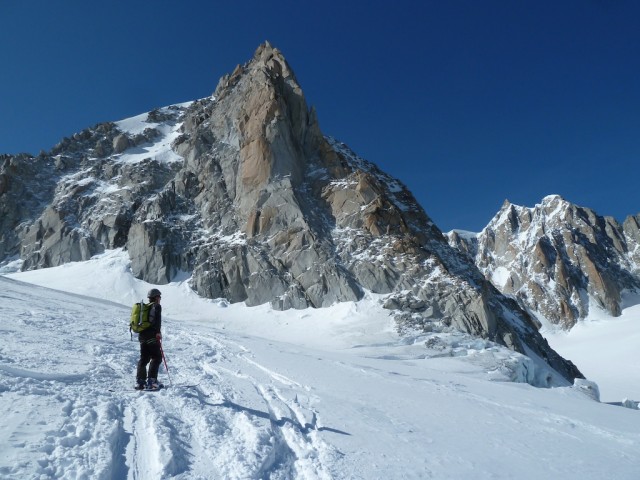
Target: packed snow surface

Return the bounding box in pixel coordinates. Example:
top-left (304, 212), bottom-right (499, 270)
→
top-left (2, 250), bottom-right (640, 479)
top-left (543, 292), bottom-right (640, 403)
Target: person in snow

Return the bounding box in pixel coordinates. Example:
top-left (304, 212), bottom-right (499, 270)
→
top-left (135, 288), bottom-right (163, 390)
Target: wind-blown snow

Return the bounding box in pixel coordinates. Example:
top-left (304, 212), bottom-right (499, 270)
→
top-left (115, 102), bottom-right (193, 136)
top-left (2, 251), bottom-right (640, 479)
top-left (112, 104), bottom-right (192, 165)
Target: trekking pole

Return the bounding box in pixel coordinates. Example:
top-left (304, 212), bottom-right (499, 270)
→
top-left (158, 339), bottom-right (173, 387)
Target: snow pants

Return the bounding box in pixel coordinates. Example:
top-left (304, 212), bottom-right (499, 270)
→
top-left (136, 339), bottom-right (162, 381)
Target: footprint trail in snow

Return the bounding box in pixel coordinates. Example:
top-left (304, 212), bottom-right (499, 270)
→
top-left (0, 278), bottom-right (339, 480)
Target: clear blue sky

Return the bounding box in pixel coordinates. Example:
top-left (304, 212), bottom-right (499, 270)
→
top-left (1, 1), bottom-right (638, 232)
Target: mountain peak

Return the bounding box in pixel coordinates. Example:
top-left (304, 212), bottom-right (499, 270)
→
top-left (541, 194), bottom-right (564, 204)
top-left (207, 43), bottom-right (316, 219)
top-left (537, 194), bottom-right (569, 213)
top-left (459, 195), bottom-right (640, 329)
top-left (0, 44), bottom-right (584, 384)
top-left (252, 41), bottom-right (296, 79)
top-left (253, 40), bottom-right (280, 61)
top-left (215, 41), bottom-right (298, 100)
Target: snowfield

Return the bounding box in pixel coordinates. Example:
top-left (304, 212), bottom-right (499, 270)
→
top-left (1, 250), bottom-right (640, 479)
top-left (543, 293), bottom-right (640, 403)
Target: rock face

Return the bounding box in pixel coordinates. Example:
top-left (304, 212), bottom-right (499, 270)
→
top-left (448, 196), bottom-right (640, 329)
top-left (0, 42), bottom-right (583, 383)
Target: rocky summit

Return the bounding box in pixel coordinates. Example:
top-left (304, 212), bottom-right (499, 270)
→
top-left (0, 42), bottom-right (582, 383)
top-left (448, 195), bottom-right (640, 329)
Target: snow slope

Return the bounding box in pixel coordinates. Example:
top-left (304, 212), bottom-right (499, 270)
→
top-left (543, 292), bottom-right (640, 403)
top-left (112, 103), bottom-right (192, 166)
top-left (2, 252), bottom-right (640, 479)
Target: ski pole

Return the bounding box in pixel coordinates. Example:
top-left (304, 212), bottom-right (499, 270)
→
top-left (158, 338), bottom-right (173, 387)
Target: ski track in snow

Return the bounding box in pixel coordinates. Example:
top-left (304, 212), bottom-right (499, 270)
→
top-left (0, 281), bottom-right (337, 480)
top-left (3, 271), bottom-right (640, 479)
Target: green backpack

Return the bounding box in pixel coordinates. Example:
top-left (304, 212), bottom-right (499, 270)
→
top-left (130, 300), bottom-right (153, 335)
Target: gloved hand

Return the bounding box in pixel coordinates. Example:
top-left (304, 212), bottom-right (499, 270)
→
top-left (156, 333), bottom-right (162, 341)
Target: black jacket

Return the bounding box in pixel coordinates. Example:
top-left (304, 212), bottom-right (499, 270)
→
top-left (139, 303), bottom-right (161, 343)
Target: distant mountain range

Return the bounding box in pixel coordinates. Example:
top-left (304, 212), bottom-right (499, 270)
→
top-left (447, 195), bottom-right (640, 329)
top-left (7, 42), bottom-right (636, 384)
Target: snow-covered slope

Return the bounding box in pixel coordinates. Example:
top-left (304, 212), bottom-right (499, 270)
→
top-left (543, 291), bottom-right (640, 403)
top-left (2, 253), bottom-right (640, 479)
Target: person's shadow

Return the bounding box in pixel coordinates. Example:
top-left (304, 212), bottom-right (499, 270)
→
top-left (190, 387), bottom-right (351, 436)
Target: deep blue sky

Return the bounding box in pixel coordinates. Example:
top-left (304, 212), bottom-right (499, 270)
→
top-left (1, 1), bottom-right (638, 232)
